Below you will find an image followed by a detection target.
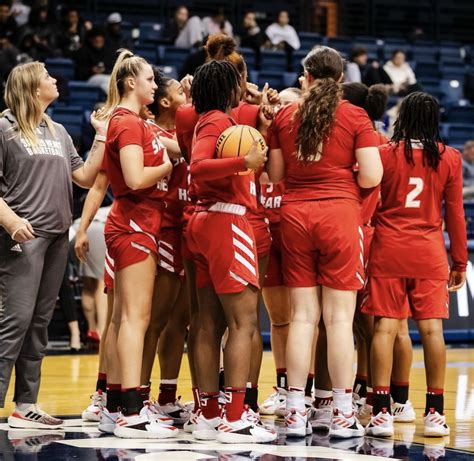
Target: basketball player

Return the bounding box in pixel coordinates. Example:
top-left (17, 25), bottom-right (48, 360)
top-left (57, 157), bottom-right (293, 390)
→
top-left (267, 46), bottom-right (382, 438)
top-left (362, 92), bottom-right (467, 437)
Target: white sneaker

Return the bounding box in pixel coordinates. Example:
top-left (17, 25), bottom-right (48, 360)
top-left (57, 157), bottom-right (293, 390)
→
top-left (392, 400), bottom-right (416, 423)
top-left (217, 410), bottom-right (277, 444)
top-left (8, 405), bottom-right (63, 430)
top-left (356, 399), bottom-right (372, 427)
top-left (192, 410), bottom-right (220, 440)
top-left (274, 388), bottom-right (288, 418)
top-left (423, 409), bottom-right (450, 437)
top-left (98, 408), bottom-right (119, 434)
top-left (154, 399), bottom-right (190, 425)
top-left (285, 409), bottom-right (312, 438)
top-left (329, 409), bottom-right (364, 439)
top-left (141, 400), bottom-right (174, 425)
top-left (260, 387), bottom-right (286, 416)
top-left (365, 409), bottom-right (394, 437)
top-left (311, 406), bottom-right (332, 431)
top-left (82, 390), bottom-right (106, 422)
top-left (114, 412), bottom-right (177, 439)
top-left (183, 410), bottom-right (198, 433)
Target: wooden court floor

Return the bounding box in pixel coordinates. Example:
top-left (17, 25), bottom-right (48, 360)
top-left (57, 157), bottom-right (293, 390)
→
top-left (0, 347), bottom-right (473, 457)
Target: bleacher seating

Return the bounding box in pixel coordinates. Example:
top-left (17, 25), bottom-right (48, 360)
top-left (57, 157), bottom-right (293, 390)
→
top-left (68, 82), bottom-right (104, 110)
top-left (260, 50), bottom-right (287, 72)
top-left (445, 105), bottom-right (474, 123)
top-left (46, 58), bottom-right (75, 81)
top-left (51, 106), bottom-right (84, 142)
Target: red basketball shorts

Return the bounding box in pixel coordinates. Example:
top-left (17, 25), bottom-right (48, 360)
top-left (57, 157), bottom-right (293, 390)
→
top-left (264, 224), bottom-right (283, 288)
top-left (247, 212), bottom-right (272, 259)
top-left (103, 248), bottom-right (115, 292)
top-left (158, 227), bottom-right (184, 277)
top-left (280, 199), bottom-right (365, 290)
top-left (361, 277), bottom-right (449, 320)
top-left (187, 210), bottom-right (259, 294)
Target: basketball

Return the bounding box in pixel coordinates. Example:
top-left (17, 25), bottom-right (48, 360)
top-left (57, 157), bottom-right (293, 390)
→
top-left (216, 125), bottom-right (267, 175)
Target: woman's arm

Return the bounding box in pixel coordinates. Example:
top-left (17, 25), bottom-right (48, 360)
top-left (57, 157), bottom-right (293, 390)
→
top-left (356, 147), bottom-right (383, 188)
top-left (159, 137), bottom-right (182, 159)
top-left (0, 198), bottom-right (35, 242)
top-left (120, 145), bottom-right (172, 190)
top-left (74, 171), bottom-right (109, 262)
top-left (267, 148), bottom-right (285, 183)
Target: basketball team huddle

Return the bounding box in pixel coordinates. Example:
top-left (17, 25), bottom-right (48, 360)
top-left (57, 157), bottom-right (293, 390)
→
top-left (6, 33), bottom-right (467, 444)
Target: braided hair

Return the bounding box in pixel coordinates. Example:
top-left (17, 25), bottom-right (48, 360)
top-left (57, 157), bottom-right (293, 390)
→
top-left (191, 60), bottom-right (241, 114)
top-left (392, 92), bottom-right (445, 171)
top-left (296, 46), bottom-right (343, 162)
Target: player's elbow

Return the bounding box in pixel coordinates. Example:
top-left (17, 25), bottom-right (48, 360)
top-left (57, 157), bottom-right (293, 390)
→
top-left (358, 172), bottom-right (382, 188)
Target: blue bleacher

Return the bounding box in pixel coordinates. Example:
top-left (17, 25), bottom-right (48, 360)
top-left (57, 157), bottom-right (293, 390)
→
top-left (260, 50), bottom-right (287, 71)
top-left (439, 78), bottom-right (464, 103)
top-left (445, 105), bottom-right (474, 123)
top-left (298, 32), bottom-right (323, 51)
top-left (158, 46), bottom-right (191, 68)
top-left (442, 123), bottom-right (474, 146)
top-left (51, 106), bottom-right (83, 140)
top-left (414, 61), bottom-right (441, 79)
top-left (139, 21), bottom-right (164, 43)
top-left (45, 58), bottom-right (75, 81)
top-left (253, 71), bottom-right (297, 91)
top-left (68, 82), bottom-right (104, 110)
top-left (134, 44), bottom-right (158, 64)
top-left (239, 47), bottom-right (256, 71)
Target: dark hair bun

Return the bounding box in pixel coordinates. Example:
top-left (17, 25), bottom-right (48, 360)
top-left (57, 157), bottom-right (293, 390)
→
top-left (205, 34), bottom-right (236, 60)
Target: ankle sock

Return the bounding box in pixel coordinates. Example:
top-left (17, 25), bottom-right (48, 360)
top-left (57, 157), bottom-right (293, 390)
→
top-left (158, 379), bottom-right (177, 405)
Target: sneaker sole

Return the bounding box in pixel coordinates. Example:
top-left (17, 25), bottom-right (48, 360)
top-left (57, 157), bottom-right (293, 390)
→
top-left (183, 423), bottom-right (195, 433)
top-left (259, 407), bottom-right (277, 415)
top-left (286, 427), bottom-right (308, 438)
top-left (424, 427), bottom-right (450, 437)
top-left (364, 426), bottom-right (394, 438)
top-left (192, 429), bottom-right (218, 440)
top-left (311, 420), bottom-right (331, 431)
top-left (216, 431), bottom-right (277, 444)
top-left (98, 423), bottom-right (116, 434)
top-left (82, 410), bottom-right (101, 422)
top-left (114, 426), bottom-right (177, 439)
top-left (330, 427), bottom-right (366, 439)
top-left (8, 416), bottom-right (63, 430)
top-left (393, 414), bottom-right (416, 423)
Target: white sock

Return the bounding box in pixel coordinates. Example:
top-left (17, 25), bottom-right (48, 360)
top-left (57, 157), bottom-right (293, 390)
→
top-left (15, 402), bottom-right (33, 412)
top-left (332, 388), bottom-right (353, 414)
top-left (286, 386), bottom-right (305, 412)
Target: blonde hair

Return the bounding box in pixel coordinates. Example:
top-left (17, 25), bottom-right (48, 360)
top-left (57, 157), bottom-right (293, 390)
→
top-left (99, 48), bottom-right (149, 120)
top-left (3, 61), bottom-right (56, 148)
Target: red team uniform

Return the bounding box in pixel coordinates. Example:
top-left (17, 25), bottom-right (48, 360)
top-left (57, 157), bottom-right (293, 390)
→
top-left (187, 110), bottom-right (260, 294)
top-left (261, 181), bottom-right (285, 287)
top-left (362, 142), bottom-right (467, 320)
top-left (269, 100), bottom-right (379, 289)
top-left (155, 125), bottom-right (189, 277)
top-left (103, 108), bottom-right (166, 276)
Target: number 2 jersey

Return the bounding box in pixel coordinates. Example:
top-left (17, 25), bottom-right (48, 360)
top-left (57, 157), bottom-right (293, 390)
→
top-left (369, 141), bottom-right (467, 280)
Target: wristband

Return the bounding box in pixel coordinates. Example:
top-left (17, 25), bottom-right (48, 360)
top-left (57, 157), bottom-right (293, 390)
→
top-left (95, 134), bottom-right (106, 143)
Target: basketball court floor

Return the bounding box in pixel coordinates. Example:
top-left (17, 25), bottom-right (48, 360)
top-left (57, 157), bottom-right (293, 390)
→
top-left (0, 348), bottom-right (472, 460)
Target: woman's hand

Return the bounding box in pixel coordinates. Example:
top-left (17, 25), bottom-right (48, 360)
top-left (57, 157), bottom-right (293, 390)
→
top-left (74, 229), bottom-right (90, 263)
top-left (180, 74), bottom-right (193, 102)
top-left (448, 270), bottom-right (466, 292)
top-left (90, 109), bottom-right (108, 137)
top-left (6, 217), bottom-right (35, 243)
top-left (244, 140), bottom-right (268, 170)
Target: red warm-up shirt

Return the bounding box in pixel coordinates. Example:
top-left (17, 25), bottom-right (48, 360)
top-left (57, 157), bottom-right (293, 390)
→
top-left (369, 141), bottom-right (467, 279)
top-left (191, 110), bottom-right (258, 210)
top-left (269, 100), bottom-right (379, 202)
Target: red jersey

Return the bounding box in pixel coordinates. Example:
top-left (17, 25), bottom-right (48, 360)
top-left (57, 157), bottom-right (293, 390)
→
top-left (105, 107), bottom-right (166, 236)
top-left (269, 100), bottom-right (378, 202)
top-left (369, 141), bottom-right (467, 279)
top-left (154, 125), bottom-right (190, 228)
top-left (176, 103), bottom-right (199, 159)
top-left (191, 110), bottom-right (257, 210)
top-left (231, 101), bottom-right (259, 127)
top-left (261, 181), bottom-right (285, 224)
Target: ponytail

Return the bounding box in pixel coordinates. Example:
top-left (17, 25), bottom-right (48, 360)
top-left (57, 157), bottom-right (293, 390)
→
top-left (296, 78), bottom-right (341, 162)
top-left (98, 48), bottom-right (149, 121)
top-left (296, 46), bottom-right (343, 162)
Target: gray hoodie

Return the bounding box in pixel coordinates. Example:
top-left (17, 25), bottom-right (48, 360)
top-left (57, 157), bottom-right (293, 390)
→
top-left (0, 110), bottom-right (84, 238)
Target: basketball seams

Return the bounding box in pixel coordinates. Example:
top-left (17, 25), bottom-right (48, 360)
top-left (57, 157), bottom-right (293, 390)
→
top-left (216, 125), bottom-right (238, 158)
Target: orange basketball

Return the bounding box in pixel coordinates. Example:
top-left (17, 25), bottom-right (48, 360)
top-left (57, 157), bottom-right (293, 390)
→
top-left (215, 125), bottom-right (267, 175)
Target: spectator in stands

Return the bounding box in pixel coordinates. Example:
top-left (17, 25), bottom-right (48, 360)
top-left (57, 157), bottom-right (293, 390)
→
top-left (346, 46), bottom-right (392, 87)
top-left (166, 5), bottom-right (203, 49)
top-left (56, 7), bottom-right (90, 58)
top-left (0, 37), bottom-right (20, 99)
top-left (236, 11), bottom-right (265, 67)
top-left (74, 28), bottom-right (115, 93)
top-left (202, 7), bottom-right (233, 37)
top-left (462, 140), bottom-right (474, 198)
top-left (23, 6), bottom-right (57, 54)
top-left (179, 34), bottom-right (208, 80)
top-left (10, 0), bottom-right (29, 27)
top-left (105, 12), bottom-right (132, 50)
top-left (383, 49), bottom-right (418, 95)
top-left (264, 10), bottom-right (300, 71)
top-left (18, 30), bottom-right (52, 61)
top-left (0, 1), bottom-right (19, 46)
